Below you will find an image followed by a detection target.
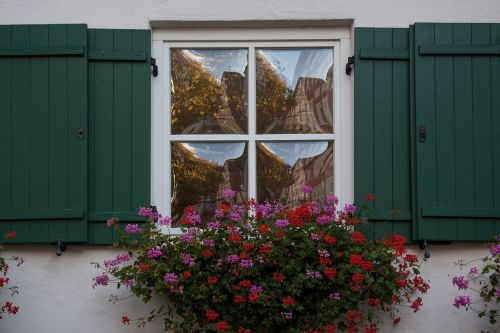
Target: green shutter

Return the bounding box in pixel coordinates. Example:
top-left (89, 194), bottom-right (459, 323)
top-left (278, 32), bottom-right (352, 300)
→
top-left (87, 29), bottom-right (151, 244)
top-left (413, 23), bottom-right (500, 241)
top-left (0, 24), bottom-right (88, 243)
top-left (354, 28), bottom-right (413, 241)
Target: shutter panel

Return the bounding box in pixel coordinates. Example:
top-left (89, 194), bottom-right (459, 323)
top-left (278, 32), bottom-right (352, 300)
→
top-left (87, 29), bottom-right (151, 244)
top-left (0, 24), bottom-right (88, 243)
top-left (354, 28), bottom-right (413, 240)
top-left (413, 23), bottom-right (500, 240)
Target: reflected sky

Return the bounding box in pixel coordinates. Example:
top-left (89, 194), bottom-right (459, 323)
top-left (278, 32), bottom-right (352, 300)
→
top-left (259, 141), bottom-right (329, 166)
top-left (181, 49), bottom-right (247, 82)
top-left (258, 48), bottom-right (333, 88)
top-left (179, 142), bottom-right (246, 165)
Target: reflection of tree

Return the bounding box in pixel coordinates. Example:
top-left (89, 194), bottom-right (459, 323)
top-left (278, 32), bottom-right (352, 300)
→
top-left (256, 52), bottom-right (296, 133)
top-left (171, 50), bottom-right (247, 134)
top-left (171, 143), bottom-right (222, 221)
top-left (256, 144), bottom-right (292, 202)
top-left (171, 50), bottom-right (224, 133)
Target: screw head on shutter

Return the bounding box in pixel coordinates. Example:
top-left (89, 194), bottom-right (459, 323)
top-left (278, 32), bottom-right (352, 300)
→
top-left (77, 127), bottom-right (85, 139)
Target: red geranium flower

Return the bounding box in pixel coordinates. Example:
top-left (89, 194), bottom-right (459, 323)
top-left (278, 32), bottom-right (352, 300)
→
top-left (208, 277), bottom-right (218, 284)
top-left (272, 273), bottom-right (284, 282)
top-left (324, 235), bottom-right (336, 244)
top-left (258, 224), bottom-right (269, 235)
top-left (275, 230), bottom-right (286, 238)
top-left (259, 245), bottom-right (272, 254)
top-left (138, 263), bottom-right (150, 271)
top-left (206, 309), bottom-right (219, 321)
top-left (325, 267), bottom-right (337, 279)
top-left (351, 231), bottom-right (365, 243)
top-left (411, 297), bottom-right (423, 312)
top-left (350, 254), bottom-right (363, 265)
top-left (4, 231), bottom-right (16, 239)
top-left (121, 316), bottom-right (130, 325)
top-left (248, 293), bottom-right (260, 302)
top-left (230, 233), bottom-right (241, 243)
top-left (361, 260), bottom-right (373, 271)
top-left (352, 273), bottom-right (364, 284)
top-left (216, 321), bottom-right (229, 332)
top-left (282, 295), bottom-right (295, 306)
top-left (234, 295), bottom-right (246, 303)
top-left (202, 249), bottom-right (213, 257)
top-left (243, 243), bottom-right (254, 251)
top-left (183, 271), bottom-right (192, 279)
top-left (238, 280), bottom-right (251, 287)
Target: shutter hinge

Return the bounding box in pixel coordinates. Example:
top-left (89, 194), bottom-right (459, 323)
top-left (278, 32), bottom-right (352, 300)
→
top-left (345, 56), bottom-right (355, 75)
top-left (150, 57), bottom-right (158, 77)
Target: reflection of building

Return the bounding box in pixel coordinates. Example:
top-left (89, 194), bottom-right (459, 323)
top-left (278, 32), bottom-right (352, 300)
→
top-left (280, 142), bottom-right (334, 206)
top-left (283, 73), bottom-right (333, 133)
top-left (215, 144), bottom-right (248, 204)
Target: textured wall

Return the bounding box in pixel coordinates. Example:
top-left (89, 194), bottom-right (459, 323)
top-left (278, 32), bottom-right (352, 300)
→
top-left (0, 244), bottom-right (494, 333)
top-left (0, 0), bottom-right (499, 29)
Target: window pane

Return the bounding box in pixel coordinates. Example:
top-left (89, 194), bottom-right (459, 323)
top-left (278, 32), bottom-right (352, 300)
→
top-left (171, 49), bottom-right (248, 134)
top-left (257, 141), bottom-right (333, 205)
top-left (171, 142), bottom-right (248, 226)
top-left (256, 48), bottom-right (333, 134)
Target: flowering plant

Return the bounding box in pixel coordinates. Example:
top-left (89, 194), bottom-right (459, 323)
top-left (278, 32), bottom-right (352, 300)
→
top-left (0, 231), bottom-right (23, 320)
top-left (94, 190), bottom-right (429, 332)
top-left (451, 237), bottom-right (499, 328)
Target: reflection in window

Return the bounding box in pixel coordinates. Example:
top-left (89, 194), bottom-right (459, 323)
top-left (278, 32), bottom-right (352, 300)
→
top-left (171, 142), bottom-right (248, 226)
top-left (257, 141), bottom-right (333, 205)
top-left (256, 48), bottom-right (333, 134)
top-left (171, 49), bottom-right (248, 134)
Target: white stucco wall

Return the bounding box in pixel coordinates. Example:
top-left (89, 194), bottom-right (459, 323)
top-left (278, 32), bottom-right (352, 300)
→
top-left (1, 0), bottom-right (500, 29)
top-left (0, 1), bottom-right (499, 333)
top-left (0, 244), bottom-right (496, 333)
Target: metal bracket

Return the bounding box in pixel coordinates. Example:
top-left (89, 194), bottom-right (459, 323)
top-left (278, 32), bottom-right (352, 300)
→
top-left (345, 56), bottom-right (355, 75)
top-left (151, 57), bottom-right (158, 77)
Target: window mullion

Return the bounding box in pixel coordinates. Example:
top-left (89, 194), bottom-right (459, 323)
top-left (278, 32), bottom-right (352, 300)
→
top-left (248, 45), bottom-right (257, 202)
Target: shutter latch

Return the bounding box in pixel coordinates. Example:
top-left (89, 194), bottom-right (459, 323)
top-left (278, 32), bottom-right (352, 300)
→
top-left (345, 56), bottom-right (355, 75)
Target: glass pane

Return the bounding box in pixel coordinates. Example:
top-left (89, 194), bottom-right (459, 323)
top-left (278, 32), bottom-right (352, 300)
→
top-left (256, 48), bottom-right (333, 134)
top-left (257, 141), bottom-right (333, 206)
top-left (171, 49), bottom-right (248, 134)
top-left (171, 142), bottom-right (248, 226)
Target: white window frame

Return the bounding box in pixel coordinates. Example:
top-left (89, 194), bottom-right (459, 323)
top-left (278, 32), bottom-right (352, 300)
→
top-left (151, 28), bottom-right (353, 233)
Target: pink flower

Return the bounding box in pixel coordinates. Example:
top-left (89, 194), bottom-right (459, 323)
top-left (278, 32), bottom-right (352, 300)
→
top-left (326, 195), bottom-right (339, 204)
top-left (468, 267), bottom-right (478, 276)
top-left (301, 185), bottom-right (313, 194)
top-left (138, 206), bottom-right (161, 219)
top-left (147, 246), bottom-right (162, 259)
top-left (452, 276), bottom-right (469, 290)
top-left (343, 204), bottom-right (356, 214)
top-left (92, 273), bottom-right (110, 288)
top-left (453, 295), bottom-right (472, 308)
top-left (159, 216), bottom-right (172, 226)
top-left (275, 219), bottom-right (289, 228)
top-left (124, 224), bottom-right (142, 234)
top-left (223, 189), bottom-right (236, 199)
top-left (164, 273), bottom-right (178, 284)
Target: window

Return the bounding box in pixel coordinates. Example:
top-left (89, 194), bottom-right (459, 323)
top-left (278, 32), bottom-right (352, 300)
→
top-left (151, 28), bottom-right (352, 230)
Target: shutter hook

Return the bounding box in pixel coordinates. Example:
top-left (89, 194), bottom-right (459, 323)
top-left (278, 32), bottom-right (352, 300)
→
top-left (419, 240), bottom-right (430, 259)
top-left (56, 239), bottom-right (67, 256)
top-left (345, 56), bottom-right (355, 75)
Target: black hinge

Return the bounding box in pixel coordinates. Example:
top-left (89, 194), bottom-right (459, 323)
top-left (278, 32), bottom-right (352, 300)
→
top-left (151, 57), bottom-right (158, 77)
top-left (345, 56), bottom-right (355, 75)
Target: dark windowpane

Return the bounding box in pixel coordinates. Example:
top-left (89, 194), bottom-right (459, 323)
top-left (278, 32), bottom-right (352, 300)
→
top-left (171, 142), bottom-right (247, 226)
top-left (256, 48), bottom-right (333, 134)
top-left (257, 141), bottom-right (333, 205)
top-left (171, 49), bottom-right (248, 134)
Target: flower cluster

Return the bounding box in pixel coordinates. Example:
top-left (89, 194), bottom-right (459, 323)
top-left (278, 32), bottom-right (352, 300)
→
top-left (451, 237), bottom-right (500, 327)
top-left (94, 190), bottom-right (429, 332)
top-left (0, 231), bottom-right (22, 320)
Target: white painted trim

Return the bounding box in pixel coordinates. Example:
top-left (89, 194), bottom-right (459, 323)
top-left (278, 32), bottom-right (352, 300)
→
top-left (151, 28), bottom-right (352, 234)
top-left (153, 27), bottom-right (350, 41)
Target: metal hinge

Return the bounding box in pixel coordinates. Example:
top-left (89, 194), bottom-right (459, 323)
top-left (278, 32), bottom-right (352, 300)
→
top-left (345, 56), bottom-right (355, 75)
top-left (151, 57), bottom-right (158, 77)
